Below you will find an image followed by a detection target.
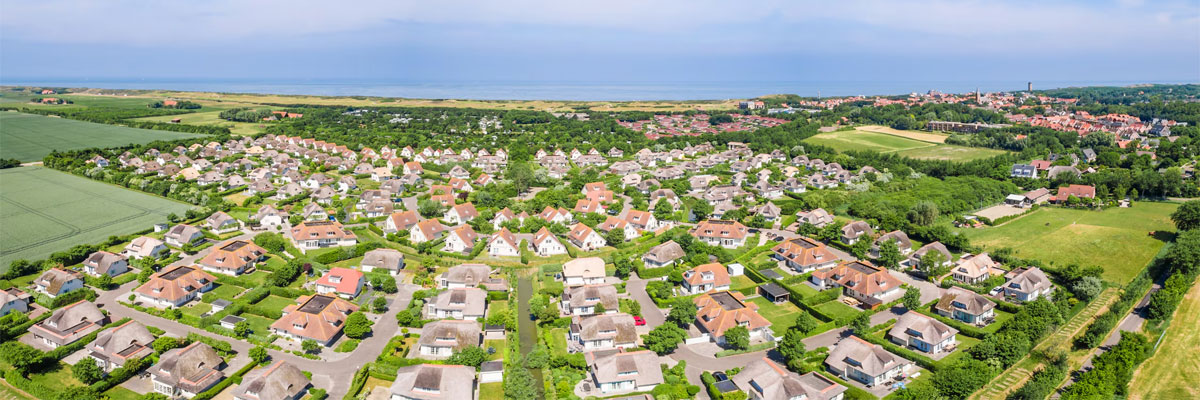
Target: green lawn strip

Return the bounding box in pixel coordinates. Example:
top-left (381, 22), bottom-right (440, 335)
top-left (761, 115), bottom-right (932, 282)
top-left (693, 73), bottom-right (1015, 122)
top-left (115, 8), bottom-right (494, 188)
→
top-left (813, 300), bottom-right (861, 320)
top-left (479, 382), bottom-right (504, 400)
top-left (0, 112), bottom-right (204, 161)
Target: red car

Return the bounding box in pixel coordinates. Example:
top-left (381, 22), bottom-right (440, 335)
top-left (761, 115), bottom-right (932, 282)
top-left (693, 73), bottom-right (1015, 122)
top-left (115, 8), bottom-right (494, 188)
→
top-left (633, 316), bottom-right (646, 326)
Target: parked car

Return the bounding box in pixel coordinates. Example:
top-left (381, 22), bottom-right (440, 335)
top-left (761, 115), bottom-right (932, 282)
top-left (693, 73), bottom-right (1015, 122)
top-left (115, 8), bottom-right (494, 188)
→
top-left (633, 316), bottom-right (646, 326)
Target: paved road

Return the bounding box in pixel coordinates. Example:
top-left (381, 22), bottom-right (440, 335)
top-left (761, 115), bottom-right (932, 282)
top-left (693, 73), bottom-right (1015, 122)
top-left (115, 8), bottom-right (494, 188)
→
top-left (97, 277), bottom-right (418, 398)
top-left (625, 272), bottom-right (666, 328)
top-left (1068, 283), bottom-right (1160, 389)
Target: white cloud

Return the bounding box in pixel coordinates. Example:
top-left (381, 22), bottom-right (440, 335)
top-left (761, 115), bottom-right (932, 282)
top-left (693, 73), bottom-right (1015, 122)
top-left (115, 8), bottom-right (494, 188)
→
top-left (0, 0), bottom-right (1195, 54)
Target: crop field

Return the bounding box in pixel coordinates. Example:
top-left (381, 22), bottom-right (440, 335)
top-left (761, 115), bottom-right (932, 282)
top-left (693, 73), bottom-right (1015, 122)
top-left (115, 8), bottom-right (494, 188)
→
top-left (1128, 280), bottom-right (1200, 400)
top-left (0, 166), bottom-right (192, 271)
top-left (961, 202), bottom-right (1178, 284)
top-left (0, 112), bottom-right (204, 162)
top-left (803, 127), bottom-right (1007, 162)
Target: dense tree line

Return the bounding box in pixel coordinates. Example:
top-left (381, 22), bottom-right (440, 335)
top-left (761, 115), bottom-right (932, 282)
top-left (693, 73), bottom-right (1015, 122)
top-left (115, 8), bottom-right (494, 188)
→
top-left (149, 100), bottom-right (202, 109)
top-left (219, 107), bottom-right (274, 122)
top-left (0, 106), bottom-right (230, 135)
top-left (1036, 84), bottom-right (1200, 105)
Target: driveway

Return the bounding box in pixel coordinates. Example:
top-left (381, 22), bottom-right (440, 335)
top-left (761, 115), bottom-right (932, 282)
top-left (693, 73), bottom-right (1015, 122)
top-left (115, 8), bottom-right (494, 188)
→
top-left (96, 278), bottom-right (419, 399)
top-left (889, 270), bottom-right (943, 304)
top-left (625, 272), bottom-right (666, 331)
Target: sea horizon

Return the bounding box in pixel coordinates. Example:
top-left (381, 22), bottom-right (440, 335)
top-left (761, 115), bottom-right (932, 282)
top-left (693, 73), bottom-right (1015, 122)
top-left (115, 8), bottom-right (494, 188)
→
top-left (2, 78), bottom-right (1195, 102)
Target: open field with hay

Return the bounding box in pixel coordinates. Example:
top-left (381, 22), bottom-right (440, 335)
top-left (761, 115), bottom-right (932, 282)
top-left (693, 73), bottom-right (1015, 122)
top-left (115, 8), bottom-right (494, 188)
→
top-left (803, 127), bottom-right (1007, 161)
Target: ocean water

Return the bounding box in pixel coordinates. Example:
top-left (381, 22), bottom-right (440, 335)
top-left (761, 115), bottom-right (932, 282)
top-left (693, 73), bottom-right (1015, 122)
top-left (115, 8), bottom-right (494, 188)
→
top-left (0, 78), bottom-right (1180, 101)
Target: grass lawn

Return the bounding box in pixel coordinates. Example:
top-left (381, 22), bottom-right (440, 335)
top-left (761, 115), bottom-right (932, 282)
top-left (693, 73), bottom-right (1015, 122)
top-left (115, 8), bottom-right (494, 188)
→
top-left (264, 255), bottom-right (287, 270)
top-left (894, 144), bottom-right (1008, 162)
top-left (545, 327), bottom-right (568, 356)
top-left (329, 256), bottom-right (364, 270)
top-left (814, 300), bottom-right (861, 320)
top-left (360, 377), bottom-right (394, 398)
top-left (488, 300), bottom-right (509, 318)
top-left (205, 283), bottom-right (245, 302)
top-left (254, 295), bottom-right (296, 313)
top-left (747, 296), bottom-right (802, 331)
top-left (0, 380), bottom-right (34, 400)
top-left (479, 382), bottom-right (504, 400)
top-left (803, 127), bottom-right (1006, 162)
top-left (241, 314), bottom-right (276, 337)
top-left (0, 112), bottom-right (205, 161)
top-left (134, 110), bottom-right (272, 136)
top-left (182, 302), bottom-right (213, 319)
top-left (241, 270), bottom-right (272, 286)
top-left (0, 166), bottom-right (193, 272)
top-left (484, 339), bottom-right (508, 361)
top-left (1128, 280), bottom-right (1200, 400)
top-left (936, 335), bottom-right (981, 367)
top-left (961, 202), bottom-right (1178, 284)
top-left (102, 387), bottom-right (144, 400)
top-left (730, 275), bottom-right (758, 293)
top-left (804, 129), bottom-right (932, 153)
top-left (28, 363), bottom-right (85, 390)
top-left (787, 282), bottom-right (820, 299)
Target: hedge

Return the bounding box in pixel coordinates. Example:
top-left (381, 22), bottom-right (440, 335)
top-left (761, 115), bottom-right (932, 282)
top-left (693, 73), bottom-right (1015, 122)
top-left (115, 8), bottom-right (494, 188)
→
top-left (191, 359), bottom-right (261, 400)
top-left (89, 356), bottom-right (151, 393)
top-left (343, 364), bottom-right (373, 400)
top-left (857, 332), bottom-right (940, 372)
top-left (46, 317), bottom-right (132, 361)
top-left (46, 287), bottom-right (99, 309)
top-left (715, 342), bottom-right (775, 358)
top-left (0, 312), bottom-right (50, 342)
top-left (4, 369), bottom-right (57, 399)
top-left (917, 308), bottom-right (991, 339)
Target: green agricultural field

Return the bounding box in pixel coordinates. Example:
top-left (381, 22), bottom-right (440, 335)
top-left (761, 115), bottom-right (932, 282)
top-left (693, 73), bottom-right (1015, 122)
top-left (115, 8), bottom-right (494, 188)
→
top-left (135, 110), bottom-right (272, 136)
top-left (803, 128), bottom-right (1007, 162)
top-left (0, 166), bottom-right (193, 272)
top-left (961, 202), bottom-right (1178, 284)
top-left (0, 112), bottom-right (204, 162)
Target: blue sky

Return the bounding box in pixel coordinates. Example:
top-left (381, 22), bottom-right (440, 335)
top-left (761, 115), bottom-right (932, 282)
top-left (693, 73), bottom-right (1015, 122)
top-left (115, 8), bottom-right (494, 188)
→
top-left (1, 0), bottom-right (1198, 84)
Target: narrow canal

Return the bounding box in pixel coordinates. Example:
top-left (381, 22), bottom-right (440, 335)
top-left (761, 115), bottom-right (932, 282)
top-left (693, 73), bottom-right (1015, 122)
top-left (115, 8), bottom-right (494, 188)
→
top-left (516, 275), bottom-right (545, 397)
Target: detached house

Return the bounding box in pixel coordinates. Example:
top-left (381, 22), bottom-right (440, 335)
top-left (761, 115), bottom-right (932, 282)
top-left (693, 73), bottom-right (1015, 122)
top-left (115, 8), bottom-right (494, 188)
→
top-left (82, 251), bottom-right (130, 277)
top-left (123, 236), bottom-right (168, 260)
top-left (417, 320), bottom-right (482, 359)
top-left (290, 221), bottom-right (357, 252)
top-left (87, 321), bottom-right (154, 372)
top-left (1002, 267), bottom-right (1053, 302)
top-left (680, 263), bottom-right (731, 295)
top-left (952, 253), bottom-right (1002, 284)
top-left (151, 342), bottom-right (226, 399)
top-left (562, 257), bottom-right (606, 286)
top-left (232, 361), bottom-right (311, 400)
top-left (443, 203), bottom-right (479, 225)
top-left (570, 313), bottom-right (638, 352)
top-left (903, 242), bottom-right (952, 269)
top-left (560, 284), bottom-right (618, 316)
top-left (315, 268), bottom-right (365, 299)
top-left (810, 261), bottom-right (903, 309)
top-left (693, 291), bottom-right (773, 344)
top-left (426, 288), bottom-right (487, 321)
top-left (205, 211), bottom-right (241, 234)
top-left (0, 289), bottom-right (30, 317)
top-left (388, 364), bottom-right (476, 400)
top-left (871, 230), bottom-right (913, 258)
top-left (409, 219), bottom-right (446, 244)
top-left (361, 248), bottom-right (405, 275)
top-left (825, 336), bottom-right (910, 387)
top-left (840, 221), bottom-right (873, 245)
top-left (199, 240), bottom-right (267, 276)
top-left (384, 210), bottom-right (421, 234)
top-left (796, 208), bottom-right (835, 228)
top-left (486, 228), bottom-right (521, 257)
top-left (691, 220), bottom-right (749, 249)
top-left (935, 287), bottom-right (996, 326)
top-left (732, 358), bottom-right (847, 400)
top-left (135, 265), bottom-right (217, 308)
top-left (642, 240), bottom-right (684, 268)
top-left (438, 264), bottom-right (493, 289)
top-left (442, 225), bottom-right (479, 254)
top-left (772, 237), bottom-right (840, 273)
top-left (164, 224), bottom-right (205, 247)
top-left (34, 268), bottom-right (84, 298)
top-left (568, 223), bottom-right (606, 251)
top-left (887, 312), bottom-right (958, 354)
top-left (270, 294), bottom-right (359, 346)
top-left (586, 350), bottom-right (663, 394)
top-left (531, 227), bottom-right (567, 256)
top-left (29, 300), bottom-right (108, 349)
